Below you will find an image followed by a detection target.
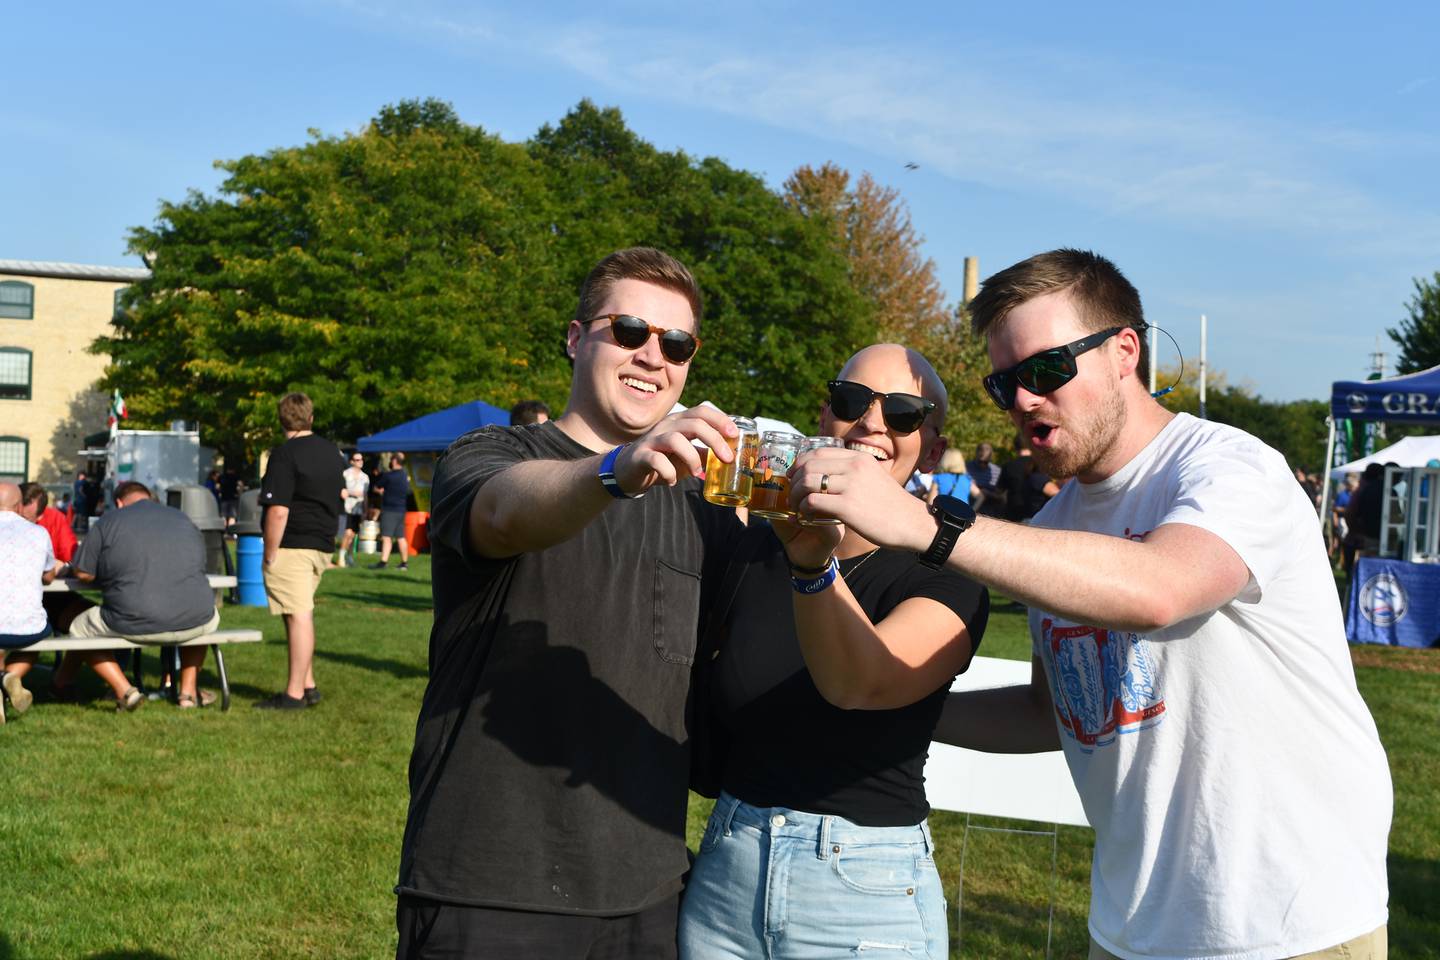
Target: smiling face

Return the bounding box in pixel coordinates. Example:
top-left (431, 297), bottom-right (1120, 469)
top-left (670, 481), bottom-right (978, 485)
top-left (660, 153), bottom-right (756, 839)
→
top-left (987, 291), bottom-right (1141, 482)
top-left (562, 278), bottom-right (697, 448)
top-left (819, 344), bottom-right (946, 486)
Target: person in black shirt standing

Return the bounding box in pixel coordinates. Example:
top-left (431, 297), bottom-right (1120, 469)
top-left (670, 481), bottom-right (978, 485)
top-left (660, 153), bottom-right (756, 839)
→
top-left (395, 248), bottom-right (743, 959)
top-left (679, 344), bottom-right (988, 959)
top-left (255, 392), bottom-right (344, 710)
top-left (996, 432), bottom-right (1059, 522)
top-left (372, 453), bottom-right (411, 571)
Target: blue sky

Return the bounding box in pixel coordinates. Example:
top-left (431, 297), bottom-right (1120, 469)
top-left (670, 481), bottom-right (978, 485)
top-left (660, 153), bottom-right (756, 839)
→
top-left (6, 1), bottom-right (1438, 402)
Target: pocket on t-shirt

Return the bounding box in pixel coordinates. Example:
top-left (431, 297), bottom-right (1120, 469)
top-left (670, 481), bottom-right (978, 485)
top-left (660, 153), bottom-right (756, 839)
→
top-left (653, 558), bottom-right (702, 665)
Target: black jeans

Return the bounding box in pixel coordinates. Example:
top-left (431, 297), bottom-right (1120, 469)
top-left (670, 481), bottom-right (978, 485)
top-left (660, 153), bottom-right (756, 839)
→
top-left (395, 893), bottom-right (679, 960)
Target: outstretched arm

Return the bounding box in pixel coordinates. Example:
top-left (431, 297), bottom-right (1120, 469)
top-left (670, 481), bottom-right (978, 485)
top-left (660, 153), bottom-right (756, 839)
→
top-left (791, 448), bottom-right (1250, 633)
top-left (467, 406), bottom-right (739, 559)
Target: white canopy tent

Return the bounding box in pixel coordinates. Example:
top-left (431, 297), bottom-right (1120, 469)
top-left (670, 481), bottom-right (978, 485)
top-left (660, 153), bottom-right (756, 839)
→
top-left (1328, 435), bottom-right (1440, 480)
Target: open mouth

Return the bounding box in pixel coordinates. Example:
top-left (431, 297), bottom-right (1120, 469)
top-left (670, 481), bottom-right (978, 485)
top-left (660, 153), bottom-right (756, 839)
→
top-left (846, 441), bottom-right (890, 461)
top-left (1028, 422), bottom-right (1056, 446)
top-left (620, 375), bottom-right (659, 395)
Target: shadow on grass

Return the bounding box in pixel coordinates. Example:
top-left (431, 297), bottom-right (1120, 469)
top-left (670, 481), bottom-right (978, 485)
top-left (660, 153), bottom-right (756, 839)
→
top-left (84, 953), bottom-right (177, 960)
top-left (1390, 853), bottom-right (1440, 959)
top-left (324, 590), bottom-right (434, 613)
top-left (954, 889), bottom-right (1089, 958)
top-left (314, 647), bottom-right (429, 682)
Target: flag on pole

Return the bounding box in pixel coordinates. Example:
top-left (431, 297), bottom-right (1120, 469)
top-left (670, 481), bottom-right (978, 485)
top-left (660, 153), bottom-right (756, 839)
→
top-left (108, 389), bottom-right (128, 427)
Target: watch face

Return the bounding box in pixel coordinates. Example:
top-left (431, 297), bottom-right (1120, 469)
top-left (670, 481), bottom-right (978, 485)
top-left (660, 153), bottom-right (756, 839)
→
top-left (932, 494), bottom-right (976, 525)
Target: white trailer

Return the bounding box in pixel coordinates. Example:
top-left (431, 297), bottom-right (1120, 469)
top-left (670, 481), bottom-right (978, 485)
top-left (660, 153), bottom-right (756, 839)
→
top-left (106, 429), bottom-right (202, 501)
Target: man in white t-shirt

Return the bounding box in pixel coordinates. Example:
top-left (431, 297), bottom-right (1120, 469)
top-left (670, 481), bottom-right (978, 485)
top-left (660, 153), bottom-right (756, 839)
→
top-left (0, 482), bottom-right (60, 723)
top-left (792, 249), bottom-right (1391, 960)
top-left (337, 452), bottom-right (370, 566)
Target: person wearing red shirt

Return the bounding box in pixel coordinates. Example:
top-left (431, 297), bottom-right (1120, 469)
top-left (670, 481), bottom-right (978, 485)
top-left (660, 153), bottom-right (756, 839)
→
top-left (20, 483), bottom-right (76, 563)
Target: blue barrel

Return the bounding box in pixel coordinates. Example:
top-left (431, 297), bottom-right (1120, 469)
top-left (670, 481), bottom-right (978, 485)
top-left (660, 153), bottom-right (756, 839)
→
top-left (236, 535), bottom-right (268, 607)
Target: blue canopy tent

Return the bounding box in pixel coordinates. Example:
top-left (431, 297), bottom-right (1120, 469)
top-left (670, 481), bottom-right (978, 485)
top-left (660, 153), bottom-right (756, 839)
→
top-left (357, 400), bottom-right (511, 511)
top-left (1321, 363), bottom-right (1440, 522)
top-left (356, 400), bottom-right (510, 453)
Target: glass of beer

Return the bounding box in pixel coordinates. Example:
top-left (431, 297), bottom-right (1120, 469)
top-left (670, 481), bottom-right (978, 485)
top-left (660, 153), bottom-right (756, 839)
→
top-left (797, 436), bottom-right (844, 526)
top-left (748, 431), bottom-right (802, 520)
top-left (703, 416), bottom-right (760, 507)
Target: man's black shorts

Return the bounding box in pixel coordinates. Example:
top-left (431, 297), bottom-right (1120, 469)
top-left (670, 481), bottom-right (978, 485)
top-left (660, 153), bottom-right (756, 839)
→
top-left (345, 512), bottom-right (363, 532)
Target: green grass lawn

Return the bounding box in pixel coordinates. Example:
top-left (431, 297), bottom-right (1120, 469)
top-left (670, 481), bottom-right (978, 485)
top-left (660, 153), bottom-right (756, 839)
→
top-left (2, 559), bottom-right (1436, 959)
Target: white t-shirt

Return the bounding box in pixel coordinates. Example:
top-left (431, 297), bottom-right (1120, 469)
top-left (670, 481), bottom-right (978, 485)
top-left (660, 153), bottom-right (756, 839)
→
top-left (1029, 413), bottom-right (1391, 960)
top-left (342, 466), bottom-right (370, 516)
top-left (0, 512), bottom-right (55, 636)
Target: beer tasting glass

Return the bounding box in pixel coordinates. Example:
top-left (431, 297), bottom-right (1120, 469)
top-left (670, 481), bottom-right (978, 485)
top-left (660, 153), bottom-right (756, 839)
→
top-left (703, 416), bottom-right (760, 507)
top-left (748, 431), bottom-right (802, 521)
top-left (797, 436), bottom-right (844, 526)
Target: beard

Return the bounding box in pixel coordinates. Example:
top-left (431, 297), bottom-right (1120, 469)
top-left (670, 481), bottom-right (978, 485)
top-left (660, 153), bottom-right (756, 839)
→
top-left (1028, 386), bottom-right (1128, 480)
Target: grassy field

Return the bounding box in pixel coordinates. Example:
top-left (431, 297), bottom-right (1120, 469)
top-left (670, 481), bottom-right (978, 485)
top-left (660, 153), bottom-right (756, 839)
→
top-left (2, 557), bottom-right (1436, 959)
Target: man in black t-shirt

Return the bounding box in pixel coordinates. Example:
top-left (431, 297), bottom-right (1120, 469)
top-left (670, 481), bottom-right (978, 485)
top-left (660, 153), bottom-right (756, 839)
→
top-left (395, 248), bottom-right (743, 960)
top-left (372, 454), bottom-right (411, 571)
top-left (996, 433), bottom-right (1058, 522)
top-left (255, 392), bottom-right (344, 710)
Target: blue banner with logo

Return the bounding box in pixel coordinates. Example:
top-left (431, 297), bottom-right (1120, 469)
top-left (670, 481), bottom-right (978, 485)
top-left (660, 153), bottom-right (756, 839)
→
top-left (1347, 557), bottom-right (1440, 648)
top-left (1331, 365), bottom-right (1440, 424)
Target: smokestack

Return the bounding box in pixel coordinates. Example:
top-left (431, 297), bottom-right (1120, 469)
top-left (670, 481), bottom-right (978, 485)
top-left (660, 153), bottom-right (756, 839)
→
top-left (962, 257), bottom-right (979, 304)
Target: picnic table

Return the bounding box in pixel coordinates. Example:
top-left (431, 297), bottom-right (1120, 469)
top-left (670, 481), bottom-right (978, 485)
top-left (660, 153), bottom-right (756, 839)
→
top-left (35, 575), bottom-right (256, 710)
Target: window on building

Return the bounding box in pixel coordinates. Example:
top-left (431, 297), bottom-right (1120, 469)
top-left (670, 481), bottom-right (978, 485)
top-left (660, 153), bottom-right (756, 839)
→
top-left (0, 348), bottom-right (31, 400)
top-left (114, 287), bottom-right (125, 320)
top-left (0, 436), bottom-right (27, 482)
top-left (0, 281), bottom-right (35, 320)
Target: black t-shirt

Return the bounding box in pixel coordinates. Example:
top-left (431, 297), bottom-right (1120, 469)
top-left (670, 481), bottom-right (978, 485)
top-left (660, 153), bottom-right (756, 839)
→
top-left (218, 473), bottom-right (241, 500)
top-left (707, 530), bottom-right (988, 826)
top-left (260, 434), bottom-right (345, 551)
top-left (998, 455), bottom-right (1050, 522)
top-left (397, 422), bottom-right (742, 916)
top-left (379, 468), bottom-right (410, 512)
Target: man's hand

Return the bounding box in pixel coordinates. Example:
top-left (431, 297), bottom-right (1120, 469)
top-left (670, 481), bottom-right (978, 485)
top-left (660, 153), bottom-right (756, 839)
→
top-left (609, 405), bottom-right (739, 496)
top-left (790, 447), bottom-right (933, 552)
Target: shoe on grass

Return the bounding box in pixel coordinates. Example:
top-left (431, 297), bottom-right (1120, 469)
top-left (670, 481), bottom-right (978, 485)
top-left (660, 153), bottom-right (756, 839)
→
top-left (303, 687), bottom-right (322, 706)
top-left (177, 689), bottom-right (218, 709)
top-left (253, 691), bottom-right (307, 710)
top-left (370, 561), bottom-right (388, 569)
top-left (2, 671), bottom-right (31, 715)
top-left (116, 686), bottom-right (144, 712)
top-left (397, 562), bottom-right (409, 571)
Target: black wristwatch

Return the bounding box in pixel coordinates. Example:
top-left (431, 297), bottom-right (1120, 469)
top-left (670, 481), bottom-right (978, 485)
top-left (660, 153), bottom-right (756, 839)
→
top-left (920, 494), bottom-right (975, 570)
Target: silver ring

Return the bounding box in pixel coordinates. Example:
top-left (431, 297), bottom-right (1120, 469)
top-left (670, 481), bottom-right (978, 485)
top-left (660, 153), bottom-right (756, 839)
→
top-left (820, 474), bottom-right (830, 494)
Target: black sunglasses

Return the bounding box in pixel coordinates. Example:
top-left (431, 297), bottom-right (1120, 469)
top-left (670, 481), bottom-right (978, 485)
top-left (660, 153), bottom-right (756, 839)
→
top-left (826, 380), bottom-right (936, 435)
top-left (982, 327), bottom-right (1127, 411)
top-left (581, 314), bottom-right (702, 365)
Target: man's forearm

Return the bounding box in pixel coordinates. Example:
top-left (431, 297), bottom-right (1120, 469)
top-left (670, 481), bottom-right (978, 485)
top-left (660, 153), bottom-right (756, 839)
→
top-left (469, 456), bottom-right (615, 559)
top-left (932, 671), bottom-right (1060, 754)
top-left (263, 507), bottom-right (289, 561)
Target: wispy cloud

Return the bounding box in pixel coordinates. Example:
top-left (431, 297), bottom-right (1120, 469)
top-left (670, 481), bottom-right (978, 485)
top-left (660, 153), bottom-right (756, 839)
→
top-left (314, 3), bottom-right (1440, 262)
top-left (1397, 75), bottom-right (1435, 95)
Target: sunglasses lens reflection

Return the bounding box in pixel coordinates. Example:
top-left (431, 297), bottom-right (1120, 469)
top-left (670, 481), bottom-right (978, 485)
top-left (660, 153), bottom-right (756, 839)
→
top-left (610, 316), bottom-right (697, 363)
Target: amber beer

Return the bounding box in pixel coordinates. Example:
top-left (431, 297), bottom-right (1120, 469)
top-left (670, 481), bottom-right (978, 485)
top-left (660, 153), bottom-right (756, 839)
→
top-left (798, 435), bottom-right (844, 526)
top-left (748, 432), bottom-right (802, 520)
top-left (703, 417), bottom-right (760, 507)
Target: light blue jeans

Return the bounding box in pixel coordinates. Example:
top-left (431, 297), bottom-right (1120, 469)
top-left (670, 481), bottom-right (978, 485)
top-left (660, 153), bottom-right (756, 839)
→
top-left (678, 792), bottom-right (947, 959)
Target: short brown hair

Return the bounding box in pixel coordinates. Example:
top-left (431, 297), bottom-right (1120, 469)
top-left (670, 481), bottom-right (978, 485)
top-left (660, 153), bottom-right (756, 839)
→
top-left (19, 482), bottom-right (47, 511)
top-left (114, 481), bottom-right (152, 502)
top-left (574, 247), bottom-right (703, 330)
top-left (968, 249), bottom-right (1148, 374)
top-left (278, 392), bottom-right (314, 432)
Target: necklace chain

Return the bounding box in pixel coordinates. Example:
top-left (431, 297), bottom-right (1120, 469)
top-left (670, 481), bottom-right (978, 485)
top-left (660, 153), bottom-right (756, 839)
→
top-left (841, 548), bottom-right (880, 580)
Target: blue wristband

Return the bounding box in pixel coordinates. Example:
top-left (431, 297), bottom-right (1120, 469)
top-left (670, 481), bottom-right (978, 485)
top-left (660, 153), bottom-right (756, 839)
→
top-left (790, 557), bottom-right (839, 594)
top-left (598, 444), bottom-right (644, 500)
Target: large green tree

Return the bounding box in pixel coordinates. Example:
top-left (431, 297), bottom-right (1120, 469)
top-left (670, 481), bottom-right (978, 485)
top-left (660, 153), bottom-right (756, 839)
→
top-left (101, 99), bottom-right (868, 461)
top-left (1387, 271), bottom-right (1440, 375)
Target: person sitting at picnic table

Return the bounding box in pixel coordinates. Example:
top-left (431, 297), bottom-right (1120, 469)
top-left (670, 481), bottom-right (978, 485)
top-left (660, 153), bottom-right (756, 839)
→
top-left (0, 482), bottom-right (61, 723)
top-left (2, 483), bottom-right (95, 704)
top-left (54, 480), bottom-right (221, 711)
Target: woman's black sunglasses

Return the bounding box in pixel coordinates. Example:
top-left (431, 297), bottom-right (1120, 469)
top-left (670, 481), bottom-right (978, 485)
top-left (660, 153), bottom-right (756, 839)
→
top-left (826, 380), bottom-right (935, 435)
top-left (582, 314), bottom-right (701, 365)
top-left (982, 326), bottom-right (1127, 411)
